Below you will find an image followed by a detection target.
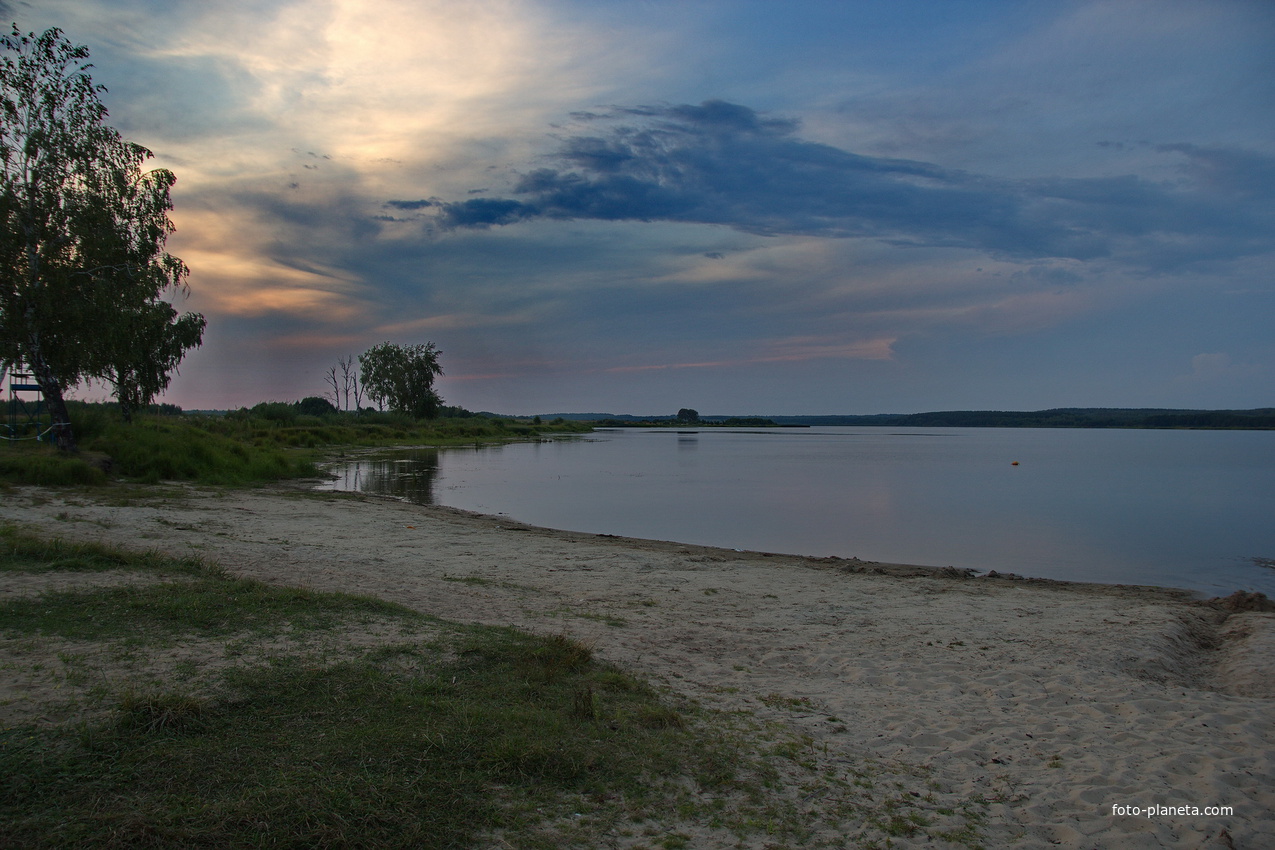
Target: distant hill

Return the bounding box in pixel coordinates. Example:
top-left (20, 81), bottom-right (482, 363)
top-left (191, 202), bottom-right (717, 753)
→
top-left (535, 408), bottom-right (1275, 429)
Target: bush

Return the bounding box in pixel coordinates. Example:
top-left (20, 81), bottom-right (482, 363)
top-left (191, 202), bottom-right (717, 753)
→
top-left (296, 396), bottom-right (337, 417)
top-left (250, 402), bottom-right (297, 424)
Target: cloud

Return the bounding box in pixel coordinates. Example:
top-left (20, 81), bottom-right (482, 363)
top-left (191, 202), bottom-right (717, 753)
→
top-left (1175, 352), bottom-right (1271, 405)
top-left (1159, 144), bottom-right (1275, 200)
top-left (437, 197), bottom-right (533, 228)
top-left (756, 335), bottom-right (896, 363)
top-left (594, 333), bottom-right (896, 375)
top-left (434, 100), bottom-right (1274, 270)
top-left (1191, 352), bottom-right (1232, 377)
top-left (384, 199), bottom-right (434, 210)
top-left (25, 1), bottom-right (1272, 413)
top-left (1011, 264), bottom-right (1085, 287)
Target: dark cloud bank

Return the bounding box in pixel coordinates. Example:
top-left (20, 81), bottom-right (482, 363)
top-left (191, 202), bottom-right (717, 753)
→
top-left (433, 100), bottom-right (1273, 270)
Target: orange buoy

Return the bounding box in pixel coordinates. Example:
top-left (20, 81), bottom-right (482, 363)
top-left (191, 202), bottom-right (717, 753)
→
top-left (1011, 461), bottom-right (1019, 466)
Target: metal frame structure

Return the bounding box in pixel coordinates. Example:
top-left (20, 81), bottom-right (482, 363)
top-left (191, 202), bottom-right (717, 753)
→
top-left (4, 365), bottom-right (52, 442)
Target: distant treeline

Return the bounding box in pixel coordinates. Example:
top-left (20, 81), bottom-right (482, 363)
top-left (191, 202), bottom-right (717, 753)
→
top-left (762, 408), bottom-right (1275, 429)
top-left (550, 408), bottom-right (1275, 430)
top-left (593, 416), bottom-right (780, 428)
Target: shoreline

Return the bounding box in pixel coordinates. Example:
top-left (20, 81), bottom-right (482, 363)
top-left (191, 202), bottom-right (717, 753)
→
top-left (314, 433), bottom-right (1275, 599)
top-left (323, 477), bottom-right (1229, 604)
top-left (415, 494), bottom-right (1212, 603)
top-left (2, 482), bottom-right (1272, 847)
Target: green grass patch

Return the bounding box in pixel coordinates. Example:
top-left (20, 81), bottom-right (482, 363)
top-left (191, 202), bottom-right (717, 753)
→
top-left (0, 448), bottom-right (107, 487)
top-left (0, 533), bottom-right (769, 849)
top-left (2, 401), bottom-right (593, 487)
top-left (0, 525), bottom-right (203, 576)
top-left (87, 418), bottom-right (317, 485)
top-left (1, 636), bottom-right (736, 849)
top-left (0, 528), bottom-right (993, 849)
top-left (0, 578), bottom-right (412, 643)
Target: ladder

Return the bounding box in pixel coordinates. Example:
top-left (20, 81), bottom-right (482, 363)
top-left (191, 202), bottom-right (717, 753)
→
top-left (4, 369), bottom-right (51, 442)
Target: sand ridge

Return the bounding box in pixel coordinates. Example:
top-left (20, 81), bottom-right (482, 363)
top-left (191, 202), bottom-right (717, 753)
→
top-left (2, 483), bottom-right (1271, 848)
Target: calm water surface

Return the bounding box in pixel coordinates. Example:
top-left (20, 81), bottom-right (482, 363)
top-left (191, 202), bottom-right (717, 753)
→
top-left (319, 427), bottom-right (1275, 596)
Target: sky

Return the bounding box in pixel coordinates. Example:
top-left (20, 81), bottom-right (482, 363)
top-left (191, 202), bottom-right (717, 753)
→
top-left (10, 0), bottom-right (1275, 415)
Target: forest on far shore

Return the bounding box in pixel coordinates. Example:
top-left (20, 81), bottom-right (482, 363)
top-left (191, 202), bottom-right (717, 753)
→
top-left (562, 408), bottom-right (1275, 430)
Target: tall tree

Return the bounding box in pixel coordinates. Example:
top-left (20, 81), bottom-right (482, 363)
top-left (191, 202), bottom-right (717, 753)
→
top-left (0, 26), bottom-right (203, 449)
top-left (358, 342), bottom-right (444, 419)
top-left (104, 300), bottom-right (204, 422)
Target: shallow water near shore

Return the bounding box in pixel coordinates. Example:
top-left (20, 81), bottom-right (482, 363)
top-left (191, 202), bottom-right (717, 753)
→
top-left (319, 426), bottom-right (1275, 596)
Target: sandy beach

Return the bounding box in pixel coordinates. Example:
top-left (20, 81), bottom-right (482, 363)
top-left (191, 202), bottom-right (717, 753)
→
top-left (2, 482), bottom-right (1271, 848)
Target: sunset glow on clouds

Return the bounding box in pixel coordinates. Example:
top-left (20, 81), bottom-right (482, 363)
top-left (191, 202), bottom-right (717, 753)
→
top-left (16, 0), bottom-right (1275, 414)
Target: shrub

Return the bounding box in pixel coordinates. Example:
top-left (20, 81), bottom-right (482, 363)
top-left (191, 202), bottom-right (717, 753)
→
top-left (250, 402), bottom-right (296, 424)
top-left (295, 396), bottom-right (337, 417)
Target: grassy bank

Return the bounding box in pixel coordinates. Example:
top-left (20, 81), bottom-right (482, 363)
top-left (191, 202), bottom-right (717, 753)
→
top-left (0, 527), bottom-right (818, 849)
top-left (0, 403), bottom-right (593, 487)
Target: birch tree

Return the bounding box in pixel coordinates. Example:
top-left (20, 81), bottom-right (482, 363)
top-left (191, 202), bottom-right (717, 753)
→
top-left (0, 26), bottom-right (203, 448)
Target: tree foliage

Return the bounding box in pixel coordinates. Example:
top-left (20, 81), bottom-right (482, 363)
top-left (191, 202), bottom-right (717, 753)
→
top-left (0, 26), bottom-right (204, 446)
top-left (296, 396), bottom-right (337, 417)
top-left (358, 342), bottom-right (444, 419)
top-left (103, 299), bottom-right (204, 423)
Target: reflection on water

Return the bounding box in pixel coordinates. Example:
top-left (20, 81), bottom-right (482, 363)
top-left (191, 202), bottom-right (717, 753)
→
top-left (317, 427), bottom-right (1275, 596)
top-left (323, 450), bottom-right (443, 504)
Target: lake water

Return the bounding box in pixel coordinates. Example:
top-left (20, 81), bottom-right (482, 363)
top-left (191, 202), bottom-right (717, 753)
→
top-left (318, 427), bottom-right (1275, 597)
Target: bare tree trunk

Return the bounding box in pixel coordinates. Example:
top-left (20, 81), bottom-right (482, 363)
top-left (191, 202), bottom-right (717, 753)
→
top-left (324, 365), bottom-right (341, 410)
top-left (339, 356), bottom-right (354, 412)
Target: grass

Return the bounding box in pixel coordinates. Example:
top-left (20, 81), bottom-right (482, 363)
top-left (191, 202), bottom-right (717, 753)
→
top-left (0, 418), bottom-right (313, 487)
top-left (0, 448), bottom-right (108, 487)
top-left (0, 526), bottom-right (994, 848)
top-left (0, 525), bottom-right (200, 575)
top-left (6, 646), bottom-right (725, 849)
top-left (0, 401), bottom-right (594, 488)
top-left (0, 578), bottom-right (412, 643)
top-left (89, 418), bottom-right (317, 485)
top-left (0, 528), bottom-right (773, 848)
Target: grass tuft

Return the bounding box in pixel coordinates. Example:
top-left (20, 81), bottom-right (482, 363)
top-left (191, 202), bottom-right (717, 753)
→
top-left (0, 576), bottom-right (414, 642)
top-left (0, 524), bottom-right (208, 575)
top-left (117, 691), bottom-right (209, 733)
